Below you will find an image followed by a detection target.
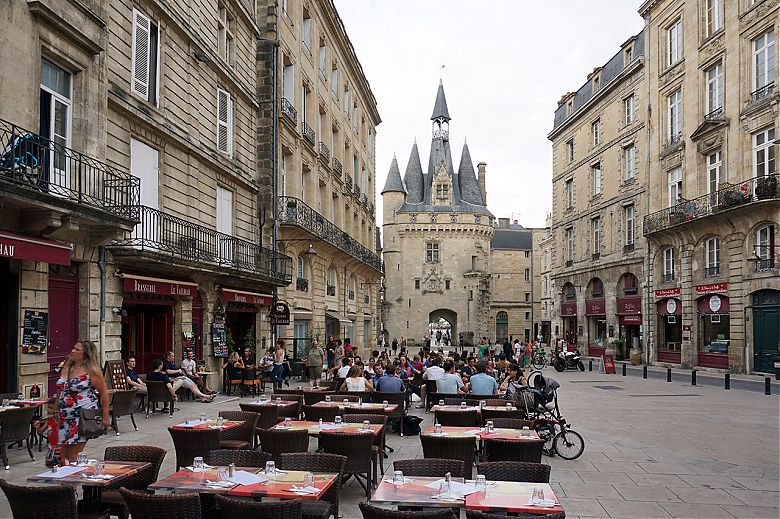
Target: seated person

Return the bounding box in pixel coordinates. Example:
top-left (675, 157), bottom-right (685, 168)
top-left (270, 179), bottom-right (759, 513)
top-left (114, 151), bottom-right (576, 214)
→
top-left (469, 360), bottom-right (499, 396)
top-left (146, 359), bottom-right (179, 408)
top-left (336, 357), bottom-right (352, 379)
top-left (125, 356), bottom-right (147, 395)
top-left (181, 349), bottom-right (214, 394)
top-left (499, 362), bottom-right (528, 401)
top-left (436, 360), bottom-right (465, 394)
top-left (257, 349), bottom-right (274, 374)
top-left (370, 363), bottom-right (384, 387)
top-left (224, 352), bottom-right (245, 380)
top-left (242, 347), bottom-right (256, 368)
top-left (495, 353), bottom-right (508, 373)
top-left (163, 351), bottom-right (214, 402)
top-left (376, 365), bottom-right (405, 393)
top-left (340, 364), bottom-right (374, 392)
top-left (460, 356), bottom-right (477, 383)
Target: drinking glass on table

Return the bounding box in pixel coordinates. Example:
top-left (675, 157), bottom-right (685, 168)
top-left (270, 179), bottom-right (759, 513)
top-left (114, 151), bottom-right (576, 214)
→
top-left (94, 461), bottom-right (105, 477)
top-left (284, 417), bottom-right (292, 428)
top-left (199, 413), bottom-right (207, 422)
top-left (382, 400), bottom-right (389, 409)
top-left (392, 470), bottom-right (404, 485)
top-left (362, 420), bottom-right (370, 431)
top-left (343, 398), bottom-right (349, 407)
top-left (521, 426), bottom-right (531, 437)
top-left (325, 395), bottom-right (331, 403)
top-left (259, 394), bottom-right (268, 403)
top-left (334, 415), bottom-right (342, 425)
top-left (216, 468), bottom-right (229, 482)
top-left (438, 399), bottom-right (444, 407)
top-left (475, 474), bottom-right (487, 493)
top-left (265, 461), bottom-right (276, 476)
top-left (193, 457), bottom-right (204, 471)
top-left (506, 403), bottom-right (513, 411)
top-left (216, 416), bottom-right (224, 427)
top-left (460, 401), bottom-right (467, 409)
top-left (434, 423), bottom-right (442, 435)
top-left (76, 453), bottom-right (88, 466)
top-left (304, 472), bottom-right (315, 488)
top-left (486, 420), bottom-right (494, 433)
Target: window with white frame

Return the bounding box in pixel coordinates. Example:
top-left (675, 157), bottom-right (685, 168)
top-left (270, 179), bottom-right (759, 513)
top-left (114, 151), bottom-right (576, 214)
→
top-left (282, 62), bottom-right (295, 104)
top-left (343, 88), bottom-right (350, 116)
top-left (592, 119), bottom-right (601, 146)
top-left (216, 186), bottom-right (233, 236)
top-left (331, 67), bottom-right (339, 96)
top-left (706, 61), bottom-right (724, 114)
top-left (756, 224), bottom-right (775, 261)
top-left (592, 217), bottom-right (601, 255)
top-left (218, 4), bottom-right (234, 66)
top-left (131, 8), bottom-right (160, 104)
top-left (426, 242), bottom-right (440, 263)
top-left (297, 256), bottom-right (305, 279)
top-left (280, 153), bottom-right (288, 197)
top-left (663, 247), bottom-right (676, 279)
top-left (40, 59), bottom-right (72, 185)
top-left (705, 236), bottom-right (720, 271)
top-left (565, 179), bottom-right (573, 208)
top-left (216, 89), bottom-right (233, 155)
top-left (668, 19), bottom-right (682, 66)
top-left (706, 0), bottom-right (722, 35)
top-left (753, 127), bottom-right (776, 177)
top-left (624, 95), bottom-right (635, 125)
top-left (624, 204), bottom-right (635, 246)
top-left (319, 41), bottom-right (327, 77)
top-left (302, 9), bottom-right (312, 51)
top-left (624, 144), bottom-right (636, 180)
top-left (707, 150), bottom-right (722, 194)
top-left (668, 90), bottom-right (682, 141)
top-left (592, 163), bottom-right (601, 195)
top-left (326, 266), bottom-right (336, 290)
top-left (566, 139), bottom-right (574, 162)
top-left (566, 227), bottom-right (574, 262)
top-left (669, 168), bottom-right (683, 205)
top-left (300, 166), bottom-right (306, 202)
top-left (752, 29), bottom-right (776, 92)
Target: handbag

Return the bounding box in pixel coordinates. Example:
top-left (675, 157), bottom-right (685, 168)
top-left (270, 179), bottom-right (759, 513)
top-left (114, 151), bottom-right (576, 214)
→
top-left (78, 408), bottom-right (105, 439)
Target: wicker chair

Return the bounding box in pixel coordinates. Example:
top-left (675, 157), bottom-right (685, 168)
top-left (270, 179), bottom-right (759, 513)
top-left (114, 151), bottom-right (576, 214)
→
top-left (319, 430), bottom-right (373, 499)
top-left (343, 413), bottom-right (388, 482)
top-left (274, 388), bottom-right (304, 395)
top-left (359, 502), bottom-right (456, 519)
top-left (145, 380), bottom-right (175, 417)
top-left (303, 390), bottom-right (331, 405)
top-left (119, 488), bottom-right (201, 519)
top-left (218, 410), bottom-right (258, 450)
top-left (420, 434), bottom-right (475, 478)
top-left (480, 399), bottom-right (508, 407)
top-left (490, 418), bottom-right (534, 430)
top-left (466, 510), bottom-right (565, 519)
top-left (215, 495), bottom-right (303, 518)
top-left (393, 458), bottom-right (466, 478)
top-left (272, 393), bottom-right (303, 419)
top-left (372, 390), bottom-right (406, 437)
top-left (302, 404), bottom-right (339, 422)
top-left (483, 438), bottom-right (544, 463)
top-left (167, 427), bottom-right (221, 470)
top-left (239, 402), bottom-right (280, 429)
top-left (256, 428), bottom-right (309, 461)
top-left (434, 409), bottom-right (479, 427)
top-left (109, 389), bottom-right (138, 435)
top-left (224, 366), bottom-right (243, 396)
top-left (206, 449), bottom-right (271, 468)
top-left (242, 368), bottom-right (261, 396)
top-left (332, 393), bottom-right (360, 402)
top-left (481, 408), bottom-right (525, 425)
top-left (442, 397), bottom-right (479, 406)
top-left (0, 478), bottom-right (79, 519)
top-left (477, 461), bottom-right (551, 482)
top-left (279, 452), bottom-right (346, 519)
top-left (101, 445), bottom-right (167, 519)
top-left (429, 391), bottom-right (462, 407)
top-left (0, 406), bottom-right (36, 468)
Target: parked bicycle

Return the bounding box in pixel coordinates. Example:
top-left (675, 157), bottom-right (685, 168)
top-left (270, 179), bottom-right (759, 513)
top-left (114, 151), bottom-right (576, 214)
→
top-left (530, 344), bottom-right (547, 369)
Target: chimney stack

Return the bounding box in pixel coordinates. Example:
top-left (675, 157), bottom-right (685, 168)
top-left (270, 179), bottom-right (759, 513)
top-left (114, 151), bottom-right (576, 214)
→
top-left (498, 218), bottom-right (510, 229)
top-left (477, 162), bottom-right (487, 205)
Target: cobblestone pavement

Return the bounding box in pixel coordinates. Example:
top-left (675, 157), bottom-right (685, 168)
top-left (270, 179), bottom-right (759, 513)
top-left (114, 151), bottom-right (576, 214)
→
top-left (0, 369), bottom-right (776, 518)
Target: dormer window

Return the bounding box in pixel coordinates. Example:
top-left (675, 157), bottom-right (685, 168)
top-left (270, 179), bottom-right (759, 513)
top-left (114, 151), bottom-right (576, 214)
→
top-left (566, 99), bottom-right (573, 116)
top-left (436, 184), bottom-right (449, 199)
top-left (592, 75), bottom-right (600, 91)
top-left (624, 46), bottom-right (634, 65)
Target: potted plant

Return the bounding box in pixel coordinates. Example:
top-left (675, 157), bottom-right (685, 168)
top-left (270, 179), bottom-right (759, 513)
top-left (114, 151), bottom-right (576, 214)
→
top-left (609, 338), bottom-right (625, 360)
top-left (756, 175), bottom-right (778, 200)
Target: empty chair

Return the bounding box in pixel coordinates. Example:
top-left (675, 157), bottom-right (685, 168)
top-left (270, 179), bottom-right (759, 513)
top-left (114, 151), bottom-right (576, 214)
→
top-left (466, 510), bottom-right (565, 519)
top-left (0, 406), bottom-right (36, 468)
top-left (206, 449), bottom-right (271, 468)
top-left (429, 392), bottom-right (461, 405)
top-left (483, 438), bottom-right (544, 463)
top-left (218, 410), bottom-right (258, 450)
top-left (477, 461), bottom-right (551, 482)
top-left (443, 397), bottom-right (479, 406)
top-left (256, 428), bottom-right (309, 461)
top-left (481, 407), bottom-right (525, 424)
top-left (343, 413), bottom-right (388, 481)
top-left (272, 393), bottom-right (303, 419)
top-left (303, 404), bottom-right (339, 422)
top-left (242, 368), bottom-right (261, 396)
top-left (303, 391), bottom-right (330, 405)
top-left (332, 393), bottom-right (360, 402)
top-left (359, 502), bottom-right (456, 519)
top-left (490, 418), bottom-right (534, 430)
top-left (372, 391), bottom-right (406, 437)
top-left (108, 389), bottom-right (138, 435)
top-left (102, 445), bottom-right (167, 519)
top-left (420, 434), bottom-right (475, 478)
top-left (239, 402), bottom-right (280, 429)
top-left (319, 430), bottom-right (374, 499)
top-left (167, 427), bottom-right (221, 470)
top-left (0, 479), bottom-right (78, 519)
top-left (480, 399), bottom-right (509, 407)
top-left (216, 495), bottom-right (302, 519)
top-left (119, 488), bottom-right (200, 519)
top-left (145, 380), bottom-right (175, 417)
top-left (424, 380), bottom-right (438, 410)
top-left (279, 452), bottom-right (346, 519)
top-left (393, 458), bottom-right (466, 478)
top-left (434, 409), bottom-right (479, 427)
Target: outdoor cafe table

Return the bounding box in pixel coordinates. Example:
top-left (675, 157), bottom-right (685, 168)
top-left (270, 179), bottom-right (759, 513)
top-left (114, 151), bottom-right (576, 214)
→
top-left (422, 425), bottom-right (540, 442)
top-left (149, 467), bottom-right (337, 501)
top-left (430, 404), bottom-right (518, 413)
top-left (272, 420), bottom-right (383, 437)
top-left (312, 401), bottom-right (399, 414)
top-left (170, 419), bottom-right (244, 431)
top-left (247, 398), bottom-right (300, 411)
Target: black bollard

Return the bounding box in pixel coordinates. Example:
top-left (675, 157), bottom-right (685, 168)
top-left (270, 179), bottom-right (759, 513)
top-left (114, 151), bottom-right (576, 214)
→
top-left (643, 366), bottom-right (647, 379)
top-left (766, 377), bottom-right (772, 396)
top-left (588, 360), bottom-right (592, 371)
top-left (622, 363), bottom-right (627, 376)
top-left (667, 368), bottom-right (672, 383)
top-left (691, 370), bottom-right (697, 386)
top-left (724, 373), bottom-right (730, 390)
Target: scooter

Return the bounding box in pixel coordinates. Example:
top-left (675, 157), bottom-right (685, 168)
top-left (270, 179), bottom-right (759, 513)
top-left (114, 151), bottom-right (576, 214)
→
top-left (553, 348), bottom-right (585, 372)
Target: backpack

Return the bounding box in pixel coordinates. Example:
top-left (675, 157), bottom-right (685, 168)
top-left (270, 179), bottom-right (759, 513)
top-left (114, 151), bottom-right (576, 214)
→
top-left (393, 414), bottom-right (423, 436)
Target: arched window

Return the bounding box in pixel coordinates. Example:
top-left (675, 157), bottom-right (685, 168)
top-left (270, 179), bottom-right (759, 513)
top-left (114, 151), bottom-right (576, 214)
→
top-left (588, 278), bottom-right (604, 298)
top-left (562, 282), bottom-right (577, 301)
top-left (622, 273), bottom-right (639, 296)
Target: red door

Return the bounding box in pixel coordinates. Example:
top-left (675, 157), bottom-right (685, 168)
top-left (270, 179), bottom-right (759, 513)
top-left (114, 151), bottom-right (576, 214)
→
top-left (48, 274), bottom-right (79, 396)
top-left (124, 303), bottom-right (174, 374)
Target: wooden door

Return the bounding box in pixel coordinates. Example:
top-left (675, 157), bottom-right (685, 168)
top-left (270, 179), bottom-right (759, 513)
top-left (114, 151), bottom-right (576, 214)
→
top-left (753, 290), bottom-right (780, 373)
top-left (48, 273), bottom-right (79, 395)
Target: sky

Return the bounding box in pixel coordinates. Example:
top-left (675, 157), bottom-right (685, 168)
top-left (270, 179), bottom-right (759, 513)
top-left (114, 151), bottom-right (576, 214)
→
top-left (333, 0), bottom-right (645, 229)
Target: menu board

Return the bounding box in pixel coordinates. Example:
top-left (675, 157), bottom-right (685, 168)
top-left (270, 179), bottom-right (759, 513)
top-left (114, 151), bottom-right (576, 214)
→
top-left (21, 310), bottom-right (48, 354)
top-left (104, 360), bottom-right (128, 390)
top-left (212, 322), bottom-right (228, 358)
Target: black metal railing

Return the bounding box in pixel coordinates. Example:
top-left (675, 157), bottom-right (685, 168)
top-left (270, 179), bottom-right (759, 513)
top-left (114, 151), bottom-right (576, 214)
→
top-left (666, 132), bottom-right (683, 147)
top-left (327, 285), bottom-right (336, 296)
top-left (296, 277), bottom-right (309, 291)
top-left (360, 193), bottom-right (368, 206)
top-left (278, 196), bottom-right (383, 272)
top-left (592, 253), bottom-right (600, 261)
top-left (332, 157), bottom-right (342, 176)
top-left (348, 290), bottom-right (354, 300)
top-left (302, 122), bottom-right (315, 146)
top-left (565, 260), bottom-right (573, 267)
top-left (644, 175), bottom-right (778, 235)
top-left (0, 117), bottom-right (140, 219)
top-left (353, 183), bottom-right (361, 197)
top-left (345, 174), bottom-right (352, 190)
top-left (662, 272), bottom-right (675, 283)
top-left (623, 243), bottom-right (635, 253)
top-left (751, 82), bottom-right (775, 102)
top-left (318, 142), bottom-right (330, 162)
top-left (754, 258), bottom-right (776, 272)
top-left (704, 265), bottom-right (720, 278)
top-left (704, 106), bottom-right (724, 121)
top-left (281, 98), bottom-right (297, 125)
top-left (111, 205), bottom-right (292, 285)
top-left (364, 295), bottom-right (369, 304)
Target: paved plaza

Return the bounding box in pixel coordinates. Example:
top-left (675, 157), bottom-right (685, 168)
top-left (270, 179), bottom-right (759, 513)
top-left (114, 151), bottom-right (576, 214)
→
top-left (0, 369), bottom-right (776, 519)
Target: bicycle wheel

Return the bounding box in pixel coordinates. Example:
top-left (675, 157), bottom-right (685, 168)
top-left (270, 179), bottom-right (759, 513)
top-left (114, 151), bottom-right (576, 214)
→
top-left (554, 428), bottom-right (585, 460)
top-left (532, 355), bottom-right (547, 370)
top-left (534, 422), bottom-right (557, 455)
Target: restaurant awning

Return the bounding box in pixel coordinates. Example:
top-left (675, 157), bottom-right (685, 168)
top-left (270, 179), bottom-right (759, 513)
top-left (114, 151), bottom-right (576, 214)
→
top-left (120, 273), bottom-right (197, 297)
top-left (325, 310), bottom-right (353, 323)
top-left (0, 229), bottom-right (71, 266)
top-left (221, 288), bottom-right (273, 306)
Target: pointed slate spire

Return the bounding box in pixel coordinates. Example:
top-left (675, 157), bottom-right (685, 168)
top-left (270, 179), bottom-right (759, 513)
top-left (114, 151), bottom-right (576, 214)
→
top-left (403, 142), bottom-right (424, 204)
top-left (431, 80), bottom-right (451, 121)
top-left (381, 154), bottom-right (406, 194)
top-left (457, 140), bottom-right (484, 205)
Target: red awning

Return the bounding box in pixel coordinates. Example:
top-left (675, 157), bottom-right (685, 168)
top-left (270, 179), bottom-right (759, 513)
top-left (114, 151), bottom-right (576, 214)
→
top-left (221, 289), bottom-right (273, 306)
top-left (0, 229), bottom-right (71, 266)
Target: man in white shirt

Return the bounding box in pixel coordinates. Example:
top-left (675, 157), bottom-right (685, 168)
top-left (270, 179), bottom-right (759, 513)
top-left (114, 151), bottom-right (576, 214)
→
top-left (418, 357), bottom-right (445, 408)
top-left (336, 357), bottom-right (352, 378)
top-left (436, 360), bottom-right (465, 394)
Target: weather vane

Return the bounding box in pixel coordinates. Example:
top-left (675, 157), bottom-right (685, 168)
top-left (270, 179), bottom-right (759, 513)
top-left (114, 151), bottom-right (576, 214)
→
top-left (439, 64), bottom-right (445, 80)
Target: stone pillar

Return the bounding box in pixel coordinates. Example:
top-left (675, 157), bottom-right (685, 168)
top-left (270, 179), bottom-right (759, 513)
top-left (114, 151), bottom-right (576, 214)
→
top-left (726, 233), bottom-right (746, 373)
top-left (18, 261), bottom-right (49, 394)
top-left (680, 243), bottom-right (695, 368)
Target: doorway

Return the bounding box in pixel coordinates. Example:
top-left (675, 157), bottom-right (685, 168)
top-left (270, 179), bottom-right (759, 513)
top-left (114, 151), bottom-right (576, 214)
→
top-left (428, 309), bottom-right (456, 349)
top-left (753, 290), bottom-right (780, 373)
top-left (495, 311), bottom-right (508, 343)
top-left (121, 302), bottom-right (174, 374)
top-left (0, 260), bottom-right (18, 393)
top-left (226, 305), bottom-right (257, 357)
top-left (48, 269), bottom-right (79, 395)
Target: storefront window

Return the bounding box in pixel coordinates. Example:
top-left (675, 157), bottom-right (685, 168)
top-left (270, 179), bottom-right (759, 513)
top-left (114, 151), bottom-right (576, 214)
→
top-left (700, 314), bottom-right (729, 354)
top-left (660, 317), bottom-right (682, 351)
top-left (589, 318), bottom-right (607, 347)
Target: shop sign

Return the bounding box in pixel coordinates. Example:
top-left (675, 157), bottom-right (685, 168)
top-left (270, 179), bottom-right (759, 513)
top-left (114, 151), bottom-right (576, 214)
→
top-left (617, 296), bottom-right (642, 315)
top-left (666, 299), bottom-right (677, 314)
top-left (657, 298), bottom-right (682, 316)
top-left (269, 301), bottom-right (291, 325)
top-left (0, 230), bottom-right (71, 266)
top-left (709, 294), bottom-right (722, 313)
top-left (222, 289), bottom-right (273, 306)
top-left (585, 299), bottom-right (605, 316)
top-left (695, 282), bottom-right (728, 295)
top-left (655, 287), bottom-right (681, 298)
top-left (601, 354), bottom-right (616, 374)
top-left (620, 315), bottom-right (642, 325)
top-left (560, 301), bottom-right (577, 317)
top-left (123, 277), bottom-right (194, 297)
top-left (698, 294), bottom-right (730, 315)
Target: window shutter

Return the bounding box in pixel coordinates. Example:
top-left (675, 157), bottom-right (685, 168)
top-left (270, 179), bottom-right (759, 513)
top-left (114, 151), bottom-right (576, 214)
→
top-left (216, 89), bottom-right (233, 155)
top-left (131, 9), bottom-right (151, 99)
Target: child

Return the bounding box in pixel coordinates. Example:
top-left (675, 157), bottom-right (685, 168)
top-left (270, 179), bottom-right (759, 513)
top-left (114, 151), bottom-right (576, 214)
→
top-left (33, 397), bottom-right (61, 468)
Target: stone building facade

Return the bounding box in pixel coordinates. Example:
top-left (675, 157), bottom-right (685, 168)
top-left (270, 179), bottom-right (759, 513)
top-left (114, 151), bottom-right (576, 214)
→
top-left (260, 0), bottom-right (383, 357)
top-left (538, 215), bottom-right (555, 343)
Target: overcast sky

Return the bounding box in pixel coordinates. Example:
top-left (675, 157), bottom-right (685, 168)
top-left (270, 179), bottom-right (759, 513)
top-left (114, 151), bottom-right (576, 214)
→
top-left (333, 0), bottom-right (644, 229)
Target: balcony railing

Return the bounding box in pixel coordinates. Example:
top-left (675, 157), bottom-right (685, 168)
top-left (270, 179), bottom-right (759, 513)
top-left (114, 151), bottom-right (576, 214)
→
top-left (327, 285), bottom-right (336, 296)
top-left (754, 258), bottom-right (776, 272)
top-left (623, 243), bottom-right (635, 253)
top-left (565, 260), bottom-right (573, 267)
top-left (278, 196), bottom-right (383, 273)
top-left (704, 106), bottom-right (724, 121)
top-left (296, 277), bottom-right (309, 292)
top-left (0, 117), bottom-right (140, 220)
top-left (666, 132), bottom-right (683, 147)
top-left (592, 253), bottom-right (600, 261)
top-left (345, 174), bottom-right (352, 190)
top-left (704, 265), bottom-right (720, 278)
top-left (644, 175), bottom-right (778, 235)
top-left (302, 122), bottom-right (316, 146)
top-left (751, 82), bottom-right (775, 102)
top-left (354, 183), bottom-right (361, 197)
top-left (662, 273), bottom-right (675, 283)
top-left (332, 157), bottom-right (342, 176)
top-left (281, 98), bottom-right (297, 126)
top-left (318, 142), bottom-right (330, 162)
top-left (111, 205), bottom-right (292, 285)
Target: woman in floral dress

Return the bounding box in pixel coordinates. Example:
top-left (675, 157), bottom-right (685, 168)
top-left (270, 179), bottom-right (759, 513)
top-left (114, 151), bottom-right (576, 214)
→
top-left (57, 340), bottom-right (110, 463)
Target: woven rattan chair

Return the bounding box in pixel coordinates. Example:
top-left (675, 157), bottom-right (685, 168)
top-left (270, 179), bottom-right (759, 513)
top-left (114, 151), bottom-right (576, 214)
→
top-left (272, 393), bottom-right (303, 419)
top-left (480, 399), bottom-right (508, 407)
top-left (224, 366), bottom-right (243, 396)
top-left (216, 494), bottom-right (303, 518)
top-left (420, 434), bottom-right (475, 478)
top-left (0, 406), bottom-right (36, 468)
top-left (101, 445), bottom-right (166, 519)
top-left (302, 404), bottom-right (339, 422)
top-left (372, 390), bottom-right (406, 437)
top-left (434, 409), bottom-right (479, 427)
top-left (343, 413), bottom-right (387, 482)
top-left (279, 452), bottom-right (346, 519)
top-left (119, 488), bottom-right (200, 519)
top-left (218, 410), bottom-right (258, 450)
top-left (109, 389), bottom-right (138, 435)
top-left (481, 408), bottom-right (525, 425)
top-left (256, 428), bottom-right (309, 461)
top-left (319, 430), bottom-right (373, 499)
top-left (466, 510), bottom-right (565, 519)
top-left (242, 368), bottom-right (261, 396)
top-left (167, 427), bottom-right (221, 470)
top-left (430, 392), bottom-right (462, 406)
top-left (490, 418), bottom-right (534, 430)
top-left (0, 478), bottom-right (79, 519)
top-left (483, 438), bottom-right (544, 463)
top-left (302, 390), bottom-right (331, 405)
top-left (359, 502), bottom-right (456, 519)
top-left (424, 380), bottom-right (438, 411)
top-left (145, 380), bottom-right (175, 417)
top-left (477, 461), bottom-right (551, 482)
top-left (393, 458), bottom-right (466, 478)
top-left (239, 402), bottom-right (280, 429)
top-left (206, 449), bottom-right (271, 468)
top-left (332, 393), bottom-right (360, 402)
top-left (442, 397), bottom-right (479, 406)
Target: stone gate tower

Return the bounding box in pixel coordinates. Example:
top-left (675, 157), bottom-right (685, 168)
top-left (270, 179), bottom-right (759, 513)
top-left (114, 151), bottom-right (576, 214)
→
top-left (382, 82), bottom-right (494, 346)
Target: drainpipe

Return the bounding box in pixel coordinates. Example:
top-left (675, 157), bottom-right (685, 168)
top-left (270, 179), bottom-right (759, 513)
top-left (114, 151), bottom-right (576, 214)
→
top-left (742, 304), bottom-right (753, 375)
top-left (97, 246), bottom-right (107, 361)
top-left (643, 13), bottom-right (653, 367)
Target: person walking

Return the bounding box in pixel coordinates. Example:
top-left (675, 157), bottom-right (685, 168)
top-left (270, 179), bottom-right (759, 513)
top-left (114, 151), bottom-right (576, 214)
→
top-left (306, 339), bottom-right (324, 385)
top-left (56, 340), bottom-right (110, 464)
top-left (272, 339), bottom-right (286, 390)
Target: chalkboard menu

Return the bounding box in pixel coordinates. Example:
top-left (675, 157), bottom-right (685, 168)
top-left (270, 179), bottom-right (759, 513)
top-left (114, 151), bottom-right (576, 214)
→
top-left (103, 360), bottom-right (128, 390)
top-left (22, 310), bottom-right (48, 354)
top-left (212, 322), bottom-right (228, 357)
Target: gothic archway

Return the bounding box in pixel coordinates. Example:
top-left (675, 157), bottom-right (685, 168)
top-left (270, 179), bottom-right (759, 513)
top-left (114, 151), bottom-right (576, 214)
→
top-left (429, 309), bottom-right (457, 349)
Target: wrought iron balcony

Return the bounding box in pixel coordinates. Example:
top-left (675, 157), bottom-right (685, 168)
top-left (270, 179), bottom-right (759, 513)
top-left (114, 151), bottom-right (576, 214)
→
top-left (704, 106), bottom-right (724, 121)
top-left (361, 193), bottom-right (368, 206)
top-left (332, 157), bottom-right (342, 176)
top-left (644, 175), bottom-right (778, 235)
top-left (592, 253), bottom-right (600, 261)
top-left (754, 258), bottom-right (776, 272)
top-left (704, 265), bottom-right (720, 278)
top-left (623, 243), bottom-right (635, 253)
top-left (565, 260), bottom-right (573, 267)
top-left (110, 205), bottom-right (292, 286)
top-left (345, 174), bottom-right (352, 189)
top-left (318, 142), bottom-right (330, 162)
top-left (751, 82), bottom-right (775, 102)
top-left (354, 183), bottom-right (361, 197)
top-left (296, 277), bottom-right (309, 292)
top-left (666, 132), bottom-right (683, 147)
top-left (281, 98), bottom-right (297, 126)
top-left (0, 117), bottom-right (140, 220)
top-left (302, 122), bottom-right (316, 146)
top-left (327, 285), bottom-right (336, 296)
top-left (278, 196), bottom-right (383, 273)
top-left (662, 272), bottom-right (675, 283)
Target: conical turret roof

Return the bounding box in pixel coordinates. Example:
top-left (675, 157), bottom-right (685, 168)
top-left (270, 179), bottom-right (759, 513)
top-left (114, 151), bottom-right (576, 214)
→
top-left (381, 155), bottom-right (406, 194)
top-left (403, 142), bottom-right (424, 204)
top-left (457, 141), bottom-right (483, 205)
top-left (430, 80), bottom-right (451, 121)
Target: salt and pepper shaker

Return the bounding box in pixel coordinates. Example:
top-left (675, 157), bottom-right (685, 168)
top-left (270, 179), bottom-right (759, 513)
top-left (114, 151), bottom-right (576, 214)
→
top-left (228, 463), bottom-right (235, 477)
